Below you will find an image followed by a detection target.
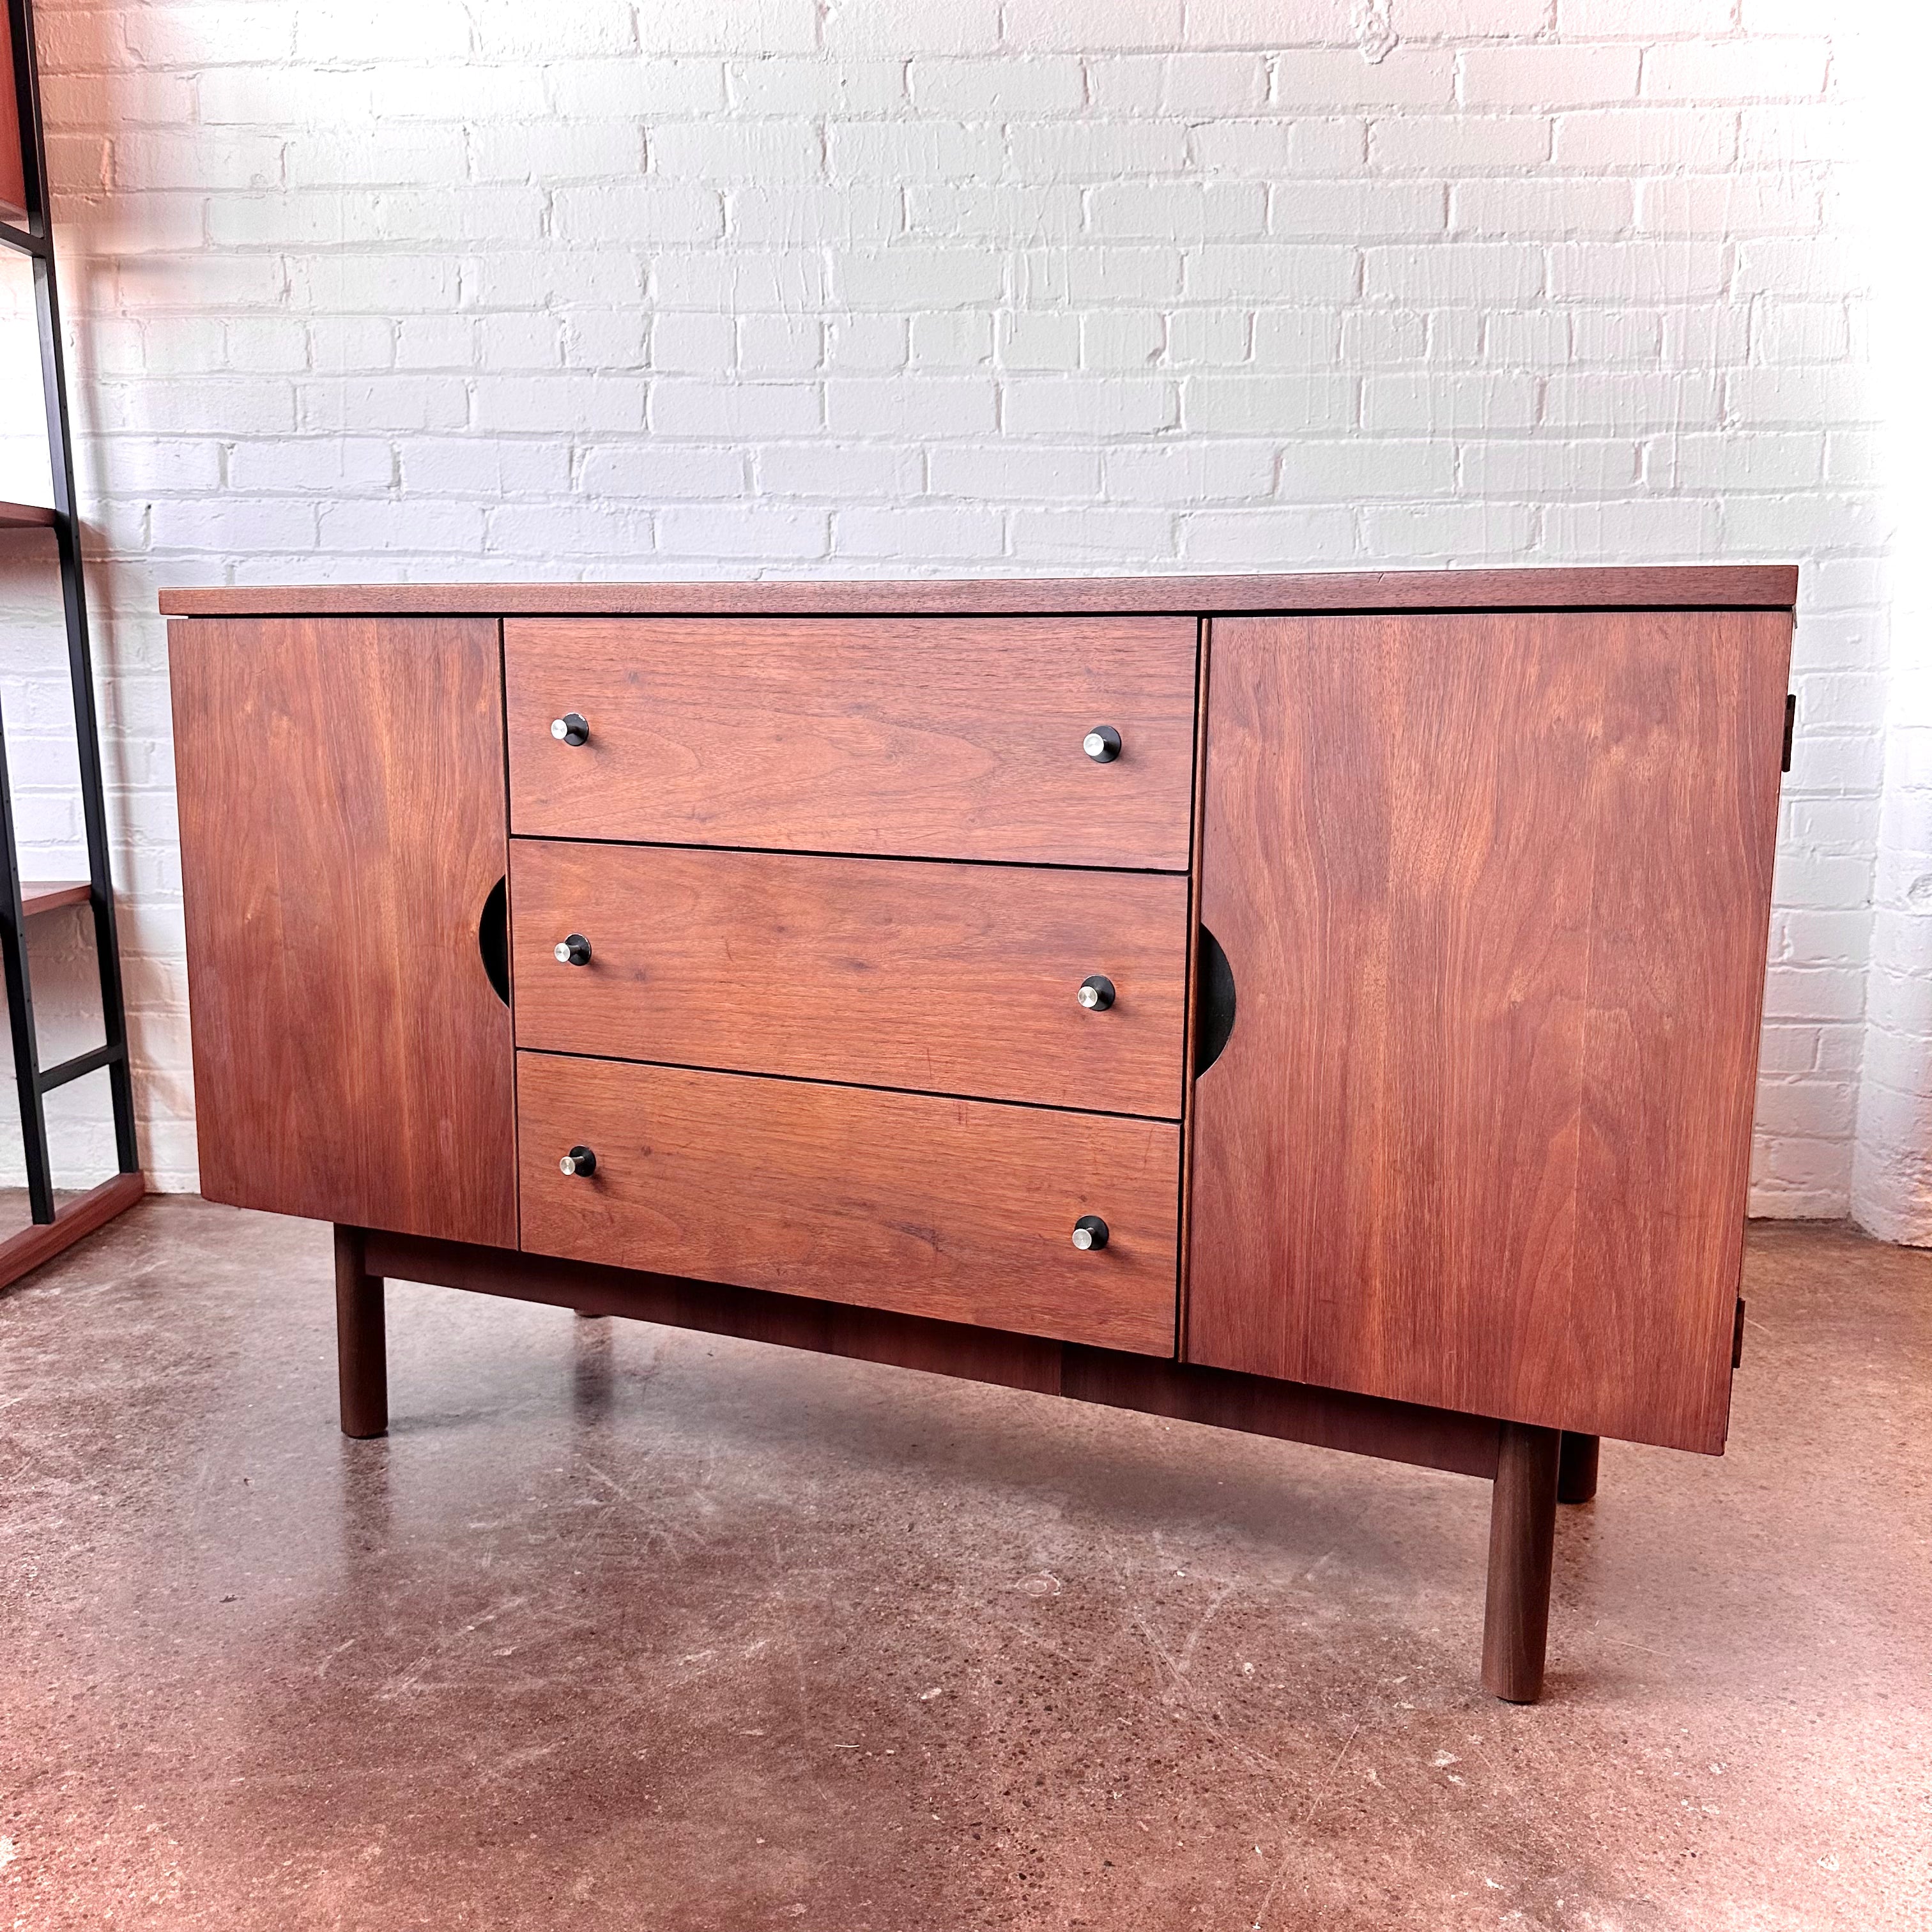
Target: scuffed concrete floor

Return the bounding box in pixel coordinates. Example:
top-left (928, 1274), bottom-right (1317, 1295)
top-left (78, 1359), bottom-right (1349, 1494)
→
top-left (1, 1202), bottom-right (1927, 1930)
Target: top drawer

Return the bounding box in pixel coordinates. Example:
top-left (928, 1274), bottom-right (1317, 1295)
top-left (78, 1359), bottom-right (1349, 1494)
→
top-left (504, 616), bottom-right (1197, 870)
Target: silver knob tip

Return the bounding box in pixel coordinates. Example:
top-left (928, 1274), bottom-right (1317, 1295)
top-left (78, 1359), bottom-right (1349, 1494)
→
top-left (1071, 1226), bottom-right (1095, 1249)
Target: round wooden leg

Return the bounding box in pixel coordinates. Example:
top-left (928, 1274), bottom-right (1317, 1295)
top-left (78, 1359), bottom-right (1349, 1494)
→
top-left (1482, 1422), bottom-right (1560, 1703)
top-left (1557, 1431), bottom-right (1600, 1505)
top-left (333, 1224), bottom-right (388, 1439)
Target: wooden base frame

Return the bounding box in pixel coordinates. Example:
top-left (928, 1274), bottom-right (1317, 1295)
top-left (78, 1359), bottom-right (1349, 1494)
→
top-left (0, 1170), bottom-right (143, 1292)
top-left (335, 1225), bottom-right (1567, 1703)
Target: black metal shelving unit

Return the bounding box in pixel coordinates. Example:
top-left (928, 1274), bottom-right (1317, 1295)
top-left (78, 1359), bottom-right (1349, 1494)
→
top-left (0, 0), bottom-right (142, 1283)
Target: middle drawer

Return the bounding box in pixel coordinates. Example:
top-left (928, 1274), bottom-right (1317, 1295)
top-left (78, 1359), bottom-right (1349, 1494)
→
top-left (511, 841), bottom-right (1192, 1119)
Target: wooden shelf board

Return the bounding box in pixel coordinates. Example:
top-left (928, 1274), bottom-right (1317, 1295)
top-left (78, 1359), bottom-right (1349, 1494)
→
top-left (21, 880), bottom-right (91, 916)
top-left (0, 501), bottom-right (57, 531)
top-left (0, 1171), bottom-right (146, 1293)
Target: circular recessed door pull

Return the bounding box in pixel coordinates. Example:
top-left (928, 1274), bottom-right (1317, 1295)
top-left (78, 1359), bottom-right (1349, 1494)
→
top-left (560, 1145), bottom-right (597, 1177)
top-left (1077, 974), bottom-right (1116, 1011)
top-left (555, 933), bottom-right (592, 967)
top-left (1083, 726), bottom-right (1121, 763)
top-left (551, 712), bottom-right (590, 746)
top-left (1071, 1215), bottom-right (1109, 1251)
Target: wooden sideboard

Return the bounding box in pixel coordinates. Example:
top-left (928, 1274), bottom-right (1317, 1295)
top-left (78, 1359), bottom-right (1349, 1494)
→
top-left (163, 568), bottom-right (1797, 1703)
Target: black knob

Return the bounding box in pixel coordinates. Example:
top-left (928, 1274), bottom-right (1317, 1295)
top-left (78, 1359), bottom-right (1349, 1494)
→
top-left (560, 1145), bottom-right (597, 1177)
top-left (1077, 974), bottom-right (1116, 1011)
top-left (554, 933), bottom-right (592, 967)
top-left (552, 712), bottom-right (590, 746)
top-left (1072, 1215), bottom-right (1109, 1251)
top-left (1083, 726), bottom-right (1121, 763)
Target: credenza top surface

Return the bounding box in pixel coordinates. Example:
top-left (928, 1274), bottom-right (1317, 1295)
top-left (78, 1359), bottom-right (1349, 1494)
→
top-left (159, 565), bottom-right (1798, 620)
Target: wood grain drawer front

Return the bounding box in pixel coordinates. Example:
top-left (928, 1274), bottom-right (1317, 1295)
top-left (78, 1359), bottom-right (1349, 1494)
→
top-left (503, 616), bottom-right (1198, 869)
top-left (518, 1055), bottom-right (1180, 1355)
top-left (511, 842), bottom-right (1190, 1118)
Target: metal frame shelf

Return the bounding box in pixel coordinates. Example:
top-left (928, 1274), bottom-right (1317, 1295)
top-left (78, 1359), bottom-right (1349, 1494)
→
top-left (0, 0), bottom-right (143, 1285)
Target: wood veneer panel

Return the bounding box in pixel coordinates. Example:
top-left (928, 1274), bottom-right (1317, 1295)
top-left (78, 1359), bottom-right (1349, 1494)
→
top-left (517, 1054), bottom-right (1180, 1354)
top-left (1563, 609), bottom-right (1791, 1452)
top-left (510, 841), bottom-right (1190, 1117)
top-left (169, 617), bottom-right (516, 1246)
top-left (504, 615), bottom-right (1197, 869)
top-left (1186, 610), bottom-right (1790, 1453)
top-left (160, 565), bottom-right (1799, 619)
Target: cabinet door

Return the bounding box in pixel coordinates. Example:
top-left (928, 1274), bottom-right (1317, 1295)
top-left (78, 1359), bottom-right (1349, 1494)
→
top-left (171, 617), bottom-right (516, 1246)
top-left (1186, 611), bottom-right (1790, 1453)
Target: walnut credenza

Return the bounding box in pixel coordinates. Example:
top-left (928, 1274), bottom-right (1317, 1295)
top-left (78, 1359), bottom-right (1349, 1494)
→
top-left (162, 569), bottom-right (1796, 1703)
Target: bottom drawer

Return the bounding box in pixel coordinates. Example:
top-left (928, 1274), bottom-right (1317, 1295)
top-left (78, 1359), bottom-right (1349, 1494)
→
top-left (517, 1053), bottom-right (1179, 1355)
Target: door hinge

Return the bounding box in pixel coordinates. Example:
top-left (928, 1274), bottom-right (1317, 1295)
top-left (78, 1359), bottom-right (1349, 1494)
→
top-left (1782, 693), bottom-right (1796, 774)
top-left (1732, 1296), bottom-right (1747, 1370)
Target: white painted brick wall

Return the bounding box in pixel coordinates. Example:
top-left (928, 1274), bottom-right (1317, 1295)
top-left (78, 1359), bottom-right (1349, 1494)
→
top-left (0, 1), bottom-right (1915, 1232)
top-left (1846, 10), bottom-right (1932, 1243)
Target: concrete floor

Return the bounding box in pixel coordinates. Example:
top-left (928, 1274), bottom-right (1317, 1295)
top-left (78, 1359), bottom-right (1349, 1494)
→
top-left (1, 1202), bottom-right (1927, 1930)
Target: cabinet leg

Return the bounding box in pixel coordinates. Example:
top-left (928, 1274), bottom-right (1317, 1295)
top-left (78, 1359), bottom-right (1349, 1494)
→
top-left (333, 1225), bottom-right (388, 1439)
top-left (1557, 1431), bottom-right (1600, 1505)
top-left (1482, 1422), bottom-right (1560, 1704)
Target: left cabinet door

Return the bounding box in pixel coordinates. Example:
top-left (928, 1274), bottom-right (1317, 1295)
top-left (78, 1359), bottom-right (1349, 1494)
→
top-left (170, 617), bottom-right (517, 1246)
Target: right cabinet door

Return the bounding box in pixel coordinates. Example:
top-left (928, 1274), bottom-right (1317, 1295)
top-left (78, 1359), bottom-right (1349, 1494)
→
top-left (1186, 610), bottom-right (1791, 1453)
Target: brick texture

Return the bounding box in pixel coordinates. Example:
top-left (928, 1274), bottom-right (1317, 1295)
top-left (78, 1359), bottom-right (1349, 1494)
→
top-left (0, 3), bottom-right (1908, 1233)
